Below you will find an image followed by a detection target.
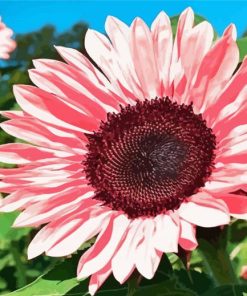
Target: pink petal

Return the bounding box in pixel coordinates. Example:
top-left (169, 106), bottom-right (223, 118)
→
top-left (215, 150), bottom-right (247, 166)
top-left (0, 110), bottom-right (24, 119)
top-left (46, 210), bottom-right (111, 256)
top-left (212, 86), bottom-right (247, 145)
top-left (210, 163), bottom-right (247, 179)
top-left (13, 85), bottom-right (99, 133)
top-left (13, 188), bottom-right (95, 227)
top-left (85, 27), bottom-right (142, 101)
top-left (27, 204), bottom-right (104, 259)
top-left (181, 21), bottom-right (213, 85)
top-left (31, 59), bottom-right (120, 114)
top-left (0, 169), bottom-right (87, 211)
top-left (213, 192), bottom-right (247, 219)
top-left (1, 118), bottom-right (86, 153)
top-left (29, 69), bottom-right (107, 121)
top-left (153, 213), bottom-right (179, 253)
top-left (77, 214), bottom-right (130, 279)
top-left (130, 17), bottom-right (160, 99)
top-left (177, 21), bottom-right (214, 103)
top-left (1, 165), bottom-right (79, 187)
top-left (151, 11), bottom-right (173, 96)
top-left (135, 219), bottom-right (162, 279)
top-left (112, 219), bottom-right (143, 284)
top-left (88, 262), bottom-right (112, 296)
top-left (204, 57), bottom-right (247, 127)
top-left (169, 8), bottom-right (194, 99)
top-left (54, 46), bottom-right (111, 87)
top-left (0, 167), bottom-right (83, 191)
top-left (85, 29), bottom-right (112, 73)
top-left (173, 7), bottom-right (194, 61)
top-left (0, 189), bottom-right (56, 212)
top-left (188, 25), bottom-right (239, 114)
top-left (207, 163), bottom-right (247, 193)
top-left (178, 219), bottom-right (198, 251)
top-left (0, 174), bottom-right (87, 194)
top-left (0, 19), bottom-right (16, 59)
top-left (1, 110), bottom-right (89, 149)
top-left (205, 180), bottom-right (247, 194)
top-left (178, 192), bottom-right (230, 227)
top-left (105, 16), bottom-right (142, 99)
top-left (27, 219), bottom-right (80, 259)
top-left (0, 143), bottom-right (67, 164)
top-left (216, 124), bottom-right (247, 160)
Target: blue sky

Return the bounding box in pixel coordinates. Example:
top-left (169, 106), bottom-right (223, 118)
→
top-left (0, 1), bottom-right (247, 38)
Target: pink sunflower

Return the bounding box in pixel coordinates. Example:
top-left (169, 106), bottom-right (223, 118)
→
top-left (0, 18), bottom-right (16, 59)
top-left (0, 7), bottom-right (247, 295)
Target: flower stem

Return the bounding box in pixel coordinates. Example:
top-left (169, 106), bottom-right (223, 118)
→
top-left (9, 241), bottom-right (27, 288)
top-left (198, 232), bottom-right (238, 286)
top-left (127, 272), bottom-right (142, 296)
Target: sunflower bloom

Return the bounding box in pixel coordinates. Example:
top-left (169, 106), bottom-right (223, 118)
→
top-left (0, 18), bottom-right (16, 59)
top-left (0, 8), bottom-right (247, 295)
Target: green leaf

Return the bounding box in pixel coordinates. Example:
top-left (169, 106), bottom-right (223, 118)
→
top-left (134, 277), bottom-right (197, 296)
top-left (175, 269), bottom-right (214, 295)
top-left (0, 212), bottom-right (18, 239)
top-left (237, 37), bottom-right (247, 61)
top-left (229, 219), bottom-right (247, 244)
top-left (0, 277), bottom-right (7, 290)
top-left (0, 253), bottom-right (13, 271)
top-left (202, 284), bottom-right (247, 296)
top-left (0, 212), bottom-right (31, 242)
top-left (198, 237), bottom-right (238, 286)
top-left (6, 255), bottom-right (88, 296)
top-left (230, 239), bottom-right (247, 280)
top-left (6, 252), bottom-right (211, 296)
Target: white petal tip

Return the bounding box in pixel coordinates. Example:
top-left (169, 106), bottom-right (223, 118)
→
top-left (231, 213), bottom-right (247, 220)
top-left (54, 45), bottom-right (64, 53)
top-left (182, 7), bottom-right (194, 17)
top-left (45, 249), bottom-right (72, 257)
top-left (224, 24), bottom-right (237, 40)
top-left (27, 253), bottom-right (35, 260)
top-left (186, 7), bottom-right (193, 13)
top-left (0, 205), bottom-right (15, 212)
top-left (32, 60), bottom-right (40, 68)
top-left (27, 247), bottom-right (43, 260)
top-left (155, 244), bottom-right (178, 254)
top-left (105, 15), bottom-right (117, 23)
top-left (112, 271), bottom-right (128, 285)
top-left (203, 215), bottom-right (230, 227)
top-left (136, 267), bottom-right (154, 280)
top-left (12, 84), bottom-right (19, 94)
top-left (77, 271), bottom-right (88, 280)
top-left (13, 216), bottom-right (28, 227)
top-left (89, 284), bottom-right (97, 296)
top-left (158, 11), bottom-right (170, 22)
top-left (131, 17), bottom-right (144, 28)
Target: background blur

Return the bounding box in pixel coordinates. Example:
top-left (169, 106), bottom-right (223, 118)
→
top-left (0, 1), bottom-right (247, 295)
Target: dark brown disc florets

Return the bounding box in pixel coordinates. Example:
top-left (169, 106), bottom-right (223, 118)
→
top-left (84, 97), bottom-right (216, 218)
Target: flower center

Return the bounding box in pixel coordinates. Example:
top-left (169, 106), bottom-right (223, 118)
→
top-left (84, 98), bottom-right (216, 218)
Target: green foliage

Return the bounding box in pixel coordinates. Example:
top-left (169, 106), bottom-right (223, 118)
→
top-left (7, 255), bottom-right (87, 296)
top-left (237, 37), bottom-right (247, 61)
top-left (0, 212), bottom-right (31, 241)
top-left (8, 250), bottom-right (245, 296)
top-left (202, 284), bottom-right (247, 296)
